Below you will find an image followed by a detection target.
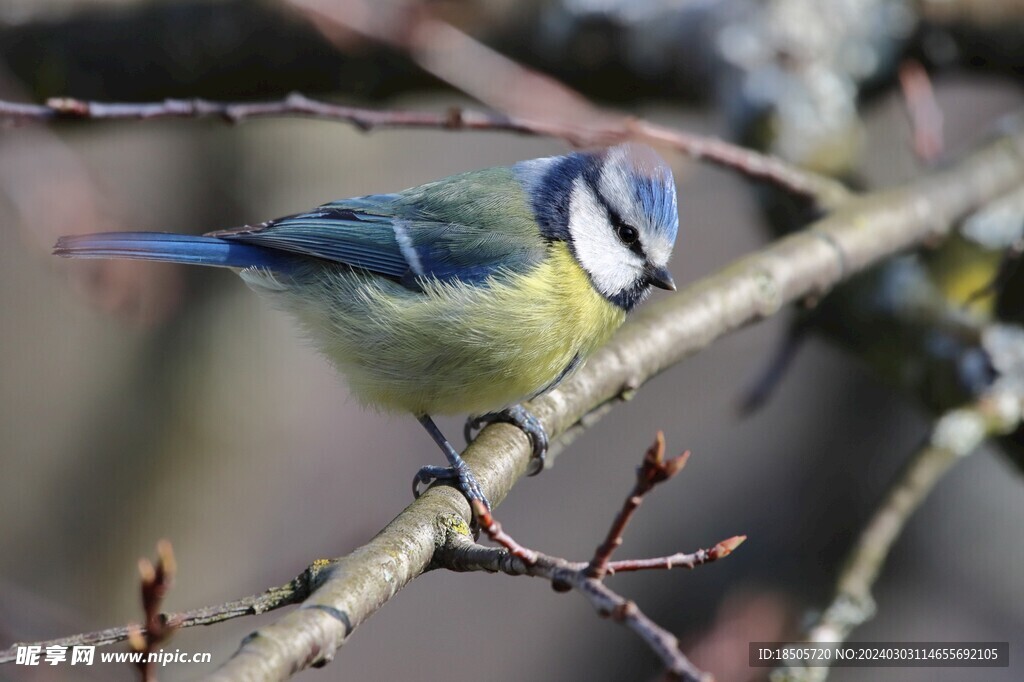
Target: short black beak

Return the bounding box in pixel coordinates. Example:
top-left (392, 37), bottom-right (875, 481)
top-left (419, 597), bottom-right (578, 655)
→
top-left (645, 264), bottom-right (676, 291)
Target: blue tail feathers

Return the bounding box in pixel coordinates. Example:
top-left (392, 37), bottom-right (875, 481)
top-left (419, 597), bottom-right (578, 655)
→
top-left (53, 232), bottom-right (298, 272)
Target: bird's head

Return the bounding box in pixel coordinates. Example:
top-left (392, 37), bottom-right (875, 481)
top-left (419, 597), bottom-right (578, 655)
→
top-left (517, 143), bottom-right (679, 311)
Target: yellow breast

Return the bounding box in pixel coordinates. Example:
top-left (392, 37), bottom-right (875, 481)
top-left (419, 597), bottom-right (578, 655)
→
top-left (288, 241), bottom-right (627, 416)
top-left (439, 241), bottom-right (626, 413)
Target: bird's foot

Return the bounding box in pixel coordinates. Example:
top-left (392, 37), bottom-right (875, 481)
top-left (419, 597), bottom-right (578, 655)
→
top-left (465, 404), bottom-right (549, 476)
top-left (412, 462), bottom-right (492, 512)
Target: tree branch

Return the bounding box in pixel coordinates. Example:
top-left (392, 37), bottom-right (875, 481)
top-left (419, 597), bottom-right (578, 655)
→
top-left (442, 535), bottom-right (716, 682)
top-left (199, 116), bottom-right (1024, 680)
top-left (0, 559), bottom-right (336, 662)
top-left (0, 93), bottom-right (849, 207)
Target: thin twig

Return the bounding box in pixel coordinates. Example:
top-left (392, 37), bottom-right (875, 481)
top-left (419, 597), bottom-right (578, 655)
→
top-left (0, 93), bottom-right (849, 207)
top-left (631, 119), bottom-right (851, 208)
top-left (0, 94), bottom-right (539, 131)
top-left (606, 538), bottom-right (747, 575)
top-left (129, 541), bottom-right (177, 682)
top-left (0, 559), bottom-right (335, 663)
top-left (444, 536), bottom-right (713, 681)
top-left (471, 500), bottom-right (539, 566)
top-left (586, 432), bottom-right (690, 579)
top-left (775, 389), bottom-right (1024, 682)
top-left (451, 435), bottom-right (743, 682)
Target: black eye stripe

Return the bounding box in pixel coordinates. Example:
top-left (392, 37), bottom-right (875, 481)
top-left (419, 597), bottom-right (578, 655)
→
top-left (611, 214), bottom-right (645, 256)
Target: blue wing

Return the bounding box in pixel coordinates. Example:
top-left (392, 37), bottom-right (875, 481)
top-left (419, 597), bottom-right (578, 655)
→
top-left (56, 170), bottom-right (547, 285)
top-left (209, 195), bottom-right (412, 279)
top-left (210, 174), bottom-right (547, 287)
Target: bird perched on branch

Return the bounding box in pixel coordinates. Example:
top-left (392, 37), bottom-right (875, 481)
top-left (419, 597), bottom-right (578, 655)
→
top-left (55, 143), bottom-right (679, 512)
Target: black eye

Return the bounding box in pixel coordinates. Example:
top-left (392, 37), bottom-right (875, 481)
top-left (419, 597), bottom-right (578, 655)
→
top-left (616, 223), bottom-right (639, 245)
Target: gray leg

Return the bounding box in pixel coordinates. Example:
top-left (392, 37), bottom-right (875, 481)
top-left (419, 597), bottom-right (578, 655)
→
top-left (413, 415), bottom-right (491, 511)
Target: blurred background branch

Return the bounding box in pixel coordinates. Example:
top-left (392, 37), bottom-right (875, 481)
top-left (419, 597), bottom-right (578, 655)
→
top-left (777, 350), bottom-right (1024, 681)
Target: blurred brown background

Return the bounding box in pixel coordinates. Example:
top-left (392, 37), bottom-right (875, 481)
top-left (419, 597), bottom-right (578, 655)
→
top-left (1, 1), bottom-right (1023, 681)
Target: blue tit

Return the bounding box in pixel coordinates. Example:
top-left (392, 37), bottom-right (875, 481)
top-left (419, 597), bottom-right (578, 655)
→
top-left (55, 143), bottom-right (679, 511)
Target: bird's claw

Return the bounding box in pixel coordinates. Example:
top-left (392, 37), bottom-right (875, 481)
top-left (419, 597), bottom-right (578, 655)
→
top-left (465, 404), bottom-right (549, 476)
top-left (412, 463), bottom-right (492, 512)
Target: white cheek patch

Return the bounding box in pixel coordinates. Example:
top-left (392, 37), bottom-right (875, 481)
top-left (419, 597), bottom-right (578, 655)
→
top-left (567, 178), bottom-right (643, 297)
